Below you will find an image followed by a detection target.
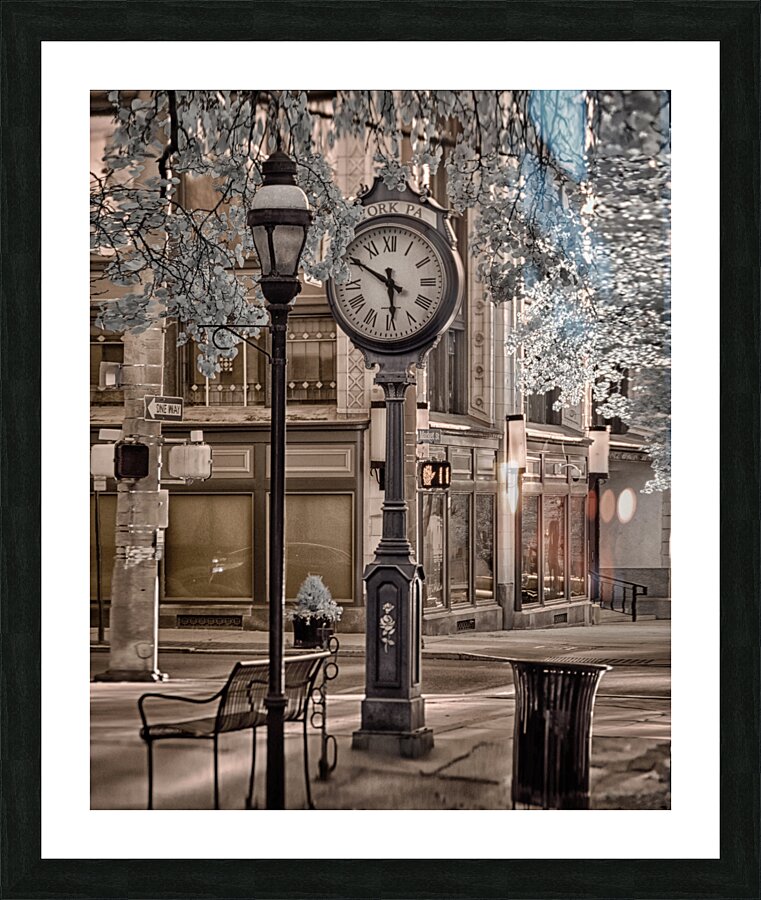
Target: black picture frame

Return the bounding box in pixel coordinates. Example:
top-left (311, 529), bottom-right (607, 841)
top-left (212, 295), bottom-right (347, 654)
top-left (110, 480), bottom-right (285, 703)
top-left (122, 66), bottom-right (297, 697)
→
top-left (2, 3), bottom-right (758, 898)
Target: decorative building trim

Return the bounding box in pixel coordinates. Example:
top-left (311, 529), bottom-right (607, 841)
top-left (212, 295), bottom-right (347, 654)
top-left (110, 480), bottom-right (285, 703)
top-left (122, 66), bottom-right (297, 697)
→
top-left (449, 448), bottom-right (473, 478)
top-left (468, 219), bottom-right (493, 424)
top-left (610, 449), bottom-right (650, 463)
top-left (562, 402), bottom-right (583, 431)
top-left (346, 344), bottom-right (367, 411)
top-left (661, 490), bottom-right (671, 567)
top-left (265, 445), bottom-right (354, 477)
top-left (210, 447), bottom-right (254, 478)
top-left (475, 449), bottom-right (496, 478)
top-left (336, 327), bottom-right (368, 415)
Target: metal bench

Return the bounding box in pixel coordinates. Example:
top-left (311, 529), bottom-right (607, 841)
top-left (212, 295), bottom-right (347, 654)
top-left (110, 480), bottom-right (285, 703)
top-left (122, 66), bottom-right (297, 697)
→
top-left (138, 650), bottom-right (333, 810)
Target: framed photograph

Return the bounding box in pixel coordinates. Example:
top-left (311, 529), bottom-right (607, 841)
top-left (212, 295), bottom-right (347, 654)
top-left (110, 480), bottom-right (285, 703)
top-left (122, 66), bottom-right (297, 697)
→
top-left (2, 2), bottom-right (758, 898)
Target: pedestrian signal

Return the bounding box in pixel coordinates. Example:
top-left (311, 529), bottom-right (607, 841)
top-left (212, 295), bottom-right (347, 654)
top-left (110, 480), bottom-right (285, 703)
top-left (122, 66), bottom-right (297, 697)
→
top-left (114, 441), bottom-right (150, 480)
top-left (419, 460), bottom-right (451, 490)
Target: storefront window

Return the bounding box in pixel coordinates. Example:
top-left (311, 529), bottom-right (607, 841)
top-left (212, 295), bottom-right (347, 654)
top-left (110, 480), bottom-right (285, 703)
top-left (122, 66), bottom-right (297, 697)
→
top-left (474, 494), bottom-right (495, 600)
top-left (90, 493), bottom-right (116, 599)
top-left (570, 496), bottom-right (586, 597)
top-left (521, 495), bottom-right (539, 604)
top-left (527, 387), bottom-right (562, 426)
top-left (543, 495), bottom-right (566, 600)
top-left (186, 316), bottom-right (336, 408)
top-left (90, 332), bottom-right (124, 406)
top-left (287, 317), bottom-right (338, 404)
top-left (284, 494), bottom-right (353, 601)
top-left (165, 494), bottom-right (253, 599)
top-left (420, 492), bottom-right (445, 608)
top-left (448, 493), bottom-right (471, 604)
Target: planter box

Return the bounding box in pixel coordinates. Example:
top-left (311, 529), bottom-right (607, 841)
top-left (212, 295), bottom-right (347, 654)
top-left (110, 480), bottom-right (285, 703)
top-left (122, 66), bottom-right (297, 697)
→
top-left (292, 617), bottom-right (335, 649)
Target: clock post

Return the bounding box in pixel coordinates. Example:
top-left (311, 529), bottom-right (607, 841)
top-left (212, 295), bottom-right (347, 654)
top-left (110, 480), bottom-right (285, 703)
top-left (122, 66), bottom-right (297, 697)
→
top-left (351, 359), bottom-right (433, 757)
top-left (325, 178), bottom-right (464, 758)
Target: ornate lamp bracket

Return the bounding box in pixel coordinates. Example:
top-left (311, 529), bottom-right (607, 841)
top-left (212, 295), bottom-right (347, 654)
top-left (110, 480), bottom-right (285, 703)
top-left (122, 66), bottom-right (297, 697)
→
top-left (198, 324), bottom-right (273, 364)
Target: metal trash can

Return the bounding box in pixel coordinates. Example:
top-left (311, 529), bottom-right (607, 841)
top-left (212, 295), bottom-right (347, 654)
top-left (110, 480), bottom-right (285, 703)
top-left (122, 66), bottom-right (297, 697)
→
top-left (508, 659), bottom-right (611, 809)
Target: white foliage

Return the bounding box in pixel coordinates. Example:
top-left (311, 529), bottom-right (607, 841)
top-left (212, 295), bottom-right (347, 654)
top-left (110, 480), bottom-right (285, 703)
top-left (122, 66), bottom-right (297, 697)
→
top-left (91, 89), bottom-right (671, 487)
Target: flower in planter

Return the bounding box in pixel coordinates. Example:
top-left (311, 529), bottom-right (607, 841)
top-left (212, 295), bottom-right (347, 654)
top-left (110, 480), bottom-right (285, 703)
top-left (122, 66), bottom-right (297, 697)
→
top-left (289, 574), bottom-right (343, 624)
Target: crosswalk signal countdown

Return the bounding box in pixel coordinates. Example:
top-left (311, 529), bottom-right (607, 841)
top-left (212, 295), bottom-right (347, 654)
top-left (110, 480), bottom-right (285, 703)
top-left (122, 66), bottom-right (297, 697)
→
top-left (419, 460), bottom-right (451, 490)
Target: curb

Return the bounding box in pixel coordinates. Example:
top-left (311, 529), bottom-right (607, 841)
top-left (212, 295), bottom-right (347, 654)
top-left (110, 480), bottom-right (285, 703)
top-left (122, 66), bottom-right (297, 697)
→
top-left (90, 646), bottom-right (667, 666)
top-left (90, 644), bottom-right (514, 663)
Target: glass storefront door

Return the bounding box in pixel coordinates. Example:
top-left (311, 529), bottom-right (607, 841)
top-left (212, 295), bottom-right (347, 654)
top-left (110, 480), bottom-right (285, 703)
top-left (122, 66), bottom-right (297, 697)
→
top-left (543, 495), bottom-right (566, 601)
top-left (520, 495), bottom-right (540, 605)
top-left (419, 487), bottom-right (496, 610)
top-left (518, 488), bottom-right (587, 606)
top-left (448, 493), bottom-right (471, 605)
top-left (420, 492), bottom-right (445, 608)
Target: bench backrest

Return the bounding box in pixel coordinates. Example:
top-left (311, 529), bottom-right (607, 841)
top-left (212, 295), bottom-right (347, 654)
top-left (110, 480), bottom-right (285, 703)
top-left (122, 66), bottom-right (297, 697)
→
top-left (214, 660), bottom-right (269, 733)
top-left (283, 652), bottom-right (328, 721)
top-left (214, 653), bottom-right (328, 734)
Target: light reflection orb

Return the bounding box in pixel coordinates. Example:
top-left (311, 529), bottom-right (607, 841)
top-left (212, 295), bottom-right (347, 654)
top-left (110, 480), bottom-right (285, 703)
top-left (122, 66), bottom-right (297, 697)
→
top-left (617, 487), bottom-right (637, 524)
top-left (600, 488), bottom-right (616, 524)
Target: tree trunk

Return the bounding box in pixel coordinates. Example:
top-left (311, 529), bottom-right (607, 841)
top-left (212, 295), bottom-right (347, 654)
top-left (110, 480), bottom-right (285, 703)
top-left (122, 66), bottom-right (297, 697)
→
top-left (95, 325), bottom-right (166, 681)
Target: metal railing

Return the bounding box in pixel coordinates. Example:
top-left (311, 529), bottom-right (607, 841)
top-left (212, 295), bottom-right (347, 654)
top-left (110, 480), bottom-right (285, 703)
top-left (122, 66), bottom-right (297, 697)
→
top-left (590, 572), bottom-right (648, 622)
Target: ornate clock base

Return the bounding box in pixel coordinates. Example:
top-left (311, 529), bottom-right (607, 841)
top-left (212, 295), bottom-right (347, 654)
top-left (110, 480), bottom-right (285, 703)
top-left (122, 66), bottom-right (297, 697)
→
top-left (352, 552), bottom-right (434, 758)
top-left (359, 695), bottom-right (427, 732)
top-left (352, 726), bottom-right (434, 760)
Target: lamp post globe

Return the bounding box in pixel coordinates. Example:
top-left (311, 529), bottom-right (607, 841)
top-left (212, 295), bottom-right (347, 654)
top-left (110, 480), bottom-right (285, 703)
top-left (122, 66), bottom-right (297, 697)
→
top-left (247, 150), bottom-right (312, 810)
top-left (248, 150), bottom-right (312, 303)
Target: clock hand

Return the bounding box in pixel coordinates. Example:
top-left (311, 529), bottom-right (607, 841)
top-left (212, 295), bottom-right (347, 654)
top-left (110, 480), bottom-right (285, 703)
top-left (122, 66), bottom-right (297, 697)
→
top-left (385, 267), bottom-right (405, 299)
top-left (385, 271), bottom-right (397, 323)
top-left (350, 257), bottom-right (403, 293)
top-left (349, 257), bottom-right (388, 286)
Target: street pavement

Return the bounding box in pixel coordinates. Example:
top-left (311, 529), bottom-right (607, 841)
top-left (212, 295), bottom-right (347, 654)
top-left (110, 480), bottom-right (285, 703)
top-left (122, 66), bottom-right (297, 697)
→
top-left (90, 614), bottom-right (670, 810)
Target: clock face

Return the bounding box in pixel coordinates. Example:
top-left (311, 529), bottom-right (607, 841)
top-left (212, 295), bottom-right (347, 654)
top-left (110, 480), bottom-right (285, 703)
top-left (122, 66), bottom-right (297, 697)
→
top-left (332, 223), bottom-right (446, 343)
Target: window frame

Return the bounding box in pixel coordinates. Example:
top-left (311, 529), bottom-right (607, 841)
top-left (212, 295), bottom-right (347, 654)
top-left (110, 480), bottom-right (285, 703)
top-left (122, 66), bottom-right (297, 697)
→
top-left (526, 386), bottom-right (563, 426)
top-left (162, 491), bottom-right (255, 602)
top-left (418, 457), bottom-right (498, 612)
top-left (515, 453), bottom-right (589, 610)
top-left (181, 306), bottom-right (339, 409)
top-left (267, 490), bottom-right (356, 604)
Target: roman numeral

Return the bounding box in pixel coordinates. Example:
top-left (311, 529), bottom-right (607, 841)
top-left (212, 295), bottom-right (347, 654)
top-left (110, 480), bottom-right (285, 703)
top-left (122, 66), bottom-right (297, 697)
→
top-left (404, 241), bottom-right (414, 256)
top-left (406, 311), bottom-right (418, 326)
top-left (383, 236), bottom-right (397, 253)
top-left (385, 314), bottom-right (397, 331)
top-left (420, 277), bottom-right (436, 287)
top-left (346, 279), bottom-right (361, 291)
top-left (415, 256), bottom-right (430, 269)
top-left (415, 295), bottom-right (433, 310)
top-left (347, 293), bottom-right (365, 311)
top-left (365, 241), bottom-right (379, 258)
top-left (363, 309), bottom-right (378, 327)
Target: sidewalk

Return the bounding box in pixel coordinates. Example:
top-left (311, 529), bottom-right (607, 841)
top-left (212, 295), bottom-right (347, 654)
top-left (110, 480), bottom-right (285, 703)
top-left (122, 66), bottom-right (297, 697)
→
top-left (91, 614), bottom-right (670, 665)
top-left (90, 618), bottom-right (670, 810)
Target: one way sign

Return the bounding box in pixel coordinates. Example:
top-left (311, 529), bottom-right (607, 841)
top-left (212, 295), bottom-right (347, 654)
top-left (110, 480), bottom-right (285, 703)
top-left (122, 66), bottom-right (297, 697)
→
top-left (144, 395), bottom-right (184, 422)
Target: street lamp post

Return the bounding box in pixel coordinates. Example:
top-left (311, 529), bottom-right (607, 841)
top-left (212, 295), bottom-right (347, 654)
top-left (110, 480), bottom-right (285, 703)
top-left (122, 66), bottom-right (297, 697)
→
top-left (247, 150), bottom-right (312, 809)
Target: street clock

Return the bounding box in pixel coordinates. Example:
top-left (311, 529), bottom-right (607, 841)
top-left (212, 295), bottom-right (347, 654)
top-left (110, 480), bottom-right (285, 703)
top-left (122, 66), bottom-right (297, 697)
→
top-left (328, 178), bottom-right (465, 760)
top-left (327, 178), bottom-right (464, 361)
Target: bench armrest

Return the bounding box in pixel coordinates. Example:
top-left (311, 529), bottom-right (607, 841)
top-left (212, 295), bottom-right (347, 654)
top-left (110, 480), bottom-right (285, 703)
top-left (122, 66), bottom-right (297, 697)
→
top-left (138, 689), bottom-right (223, 730)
